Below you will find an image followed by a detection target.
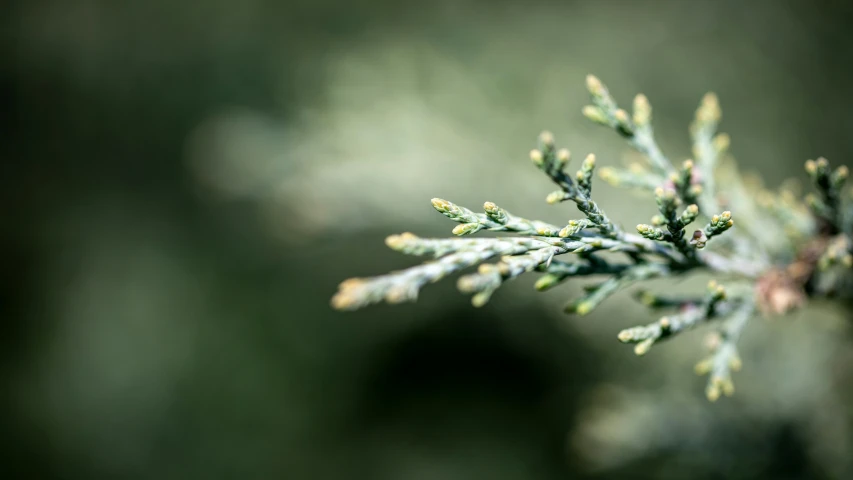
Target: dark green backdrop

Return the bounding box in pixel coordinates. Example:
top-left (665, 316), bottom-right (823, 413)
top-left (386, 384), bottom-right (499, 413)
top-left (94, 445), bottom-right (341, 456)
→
top-left (4, 1), bottom-right (853, 478)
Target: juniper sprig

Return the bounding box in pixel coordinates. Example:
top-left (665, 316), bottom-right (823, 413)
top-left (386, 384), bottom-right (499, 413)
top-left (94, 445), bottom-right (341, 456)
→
top-left (331, 75), bottom-right (853, 401)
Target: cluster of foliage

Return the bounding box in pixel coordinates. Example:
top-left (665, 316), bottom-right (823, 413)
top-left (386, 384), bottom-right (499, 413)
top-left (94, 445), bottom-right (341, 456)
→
top-left (331, 75), bottom-right (852, 401)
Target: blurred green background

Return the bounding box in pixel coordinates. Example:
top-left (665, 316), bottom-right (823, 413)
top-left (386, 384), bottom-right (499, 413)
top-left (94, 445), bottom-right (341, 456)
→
top-left (4, 0), bottom-right (853, 478)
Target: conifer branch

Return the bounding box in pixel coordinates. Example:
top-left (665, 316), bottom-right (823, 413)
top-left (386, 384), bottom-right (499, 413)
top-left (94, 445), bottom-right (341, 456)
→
top-left (331, 74), bottom-right (853, 401)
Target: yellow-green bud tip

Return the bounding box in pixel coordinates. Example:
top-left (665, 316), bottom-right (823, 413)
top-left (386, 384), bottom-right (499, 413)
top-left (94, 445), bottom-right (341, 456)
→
top-left (478, 263), bottom-right (498, 275)
top-left (634, 339), bottom-right (653, 356)
top-left (598, 167), bottom-right (618, 185)
top-left (582, 105), bottom-right (608, 124)
top-left (697, 92), bottom-right (721, 124)
top-left (633, 94), bottom-right (651, 126)
top-left (694, 359), bottom-right (713, 376)
top-left (585, 74), bottom-right (604, 95)
top-left (722, 379), bottom-right (735, 397)
top-left (713, 133), bottom-right (730, 152)
top-left (729, 355), bottom-right (743, 372)
top-left (452, 223), bottom-right (480, 236)
top-left (431, 198), bottom-right (451, 210)
top-left (456, 276), bottom-right (477, 293)
top-left (534, 275), bottom-right (556, 291)
top-left (539, 130), bottom-right (554, 146)
top-left (471, 292), bottom-right (490, 308)
top-left (633, 93), bottom-right (649, 109)
top-left (706, 384), bottom-right (721, 402)
top-left (330, 292), bottom-right (356, 310)
top-left (546, 191), bottom-right (565, 204)
top-left (529, 149), bottom-right (544, 164)
top-left (575, 301), bottom-right (593, 316)
top-left (385, 234), bottom-right (403, 249)
top-left (385, 232), bottom-right (418, 249)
